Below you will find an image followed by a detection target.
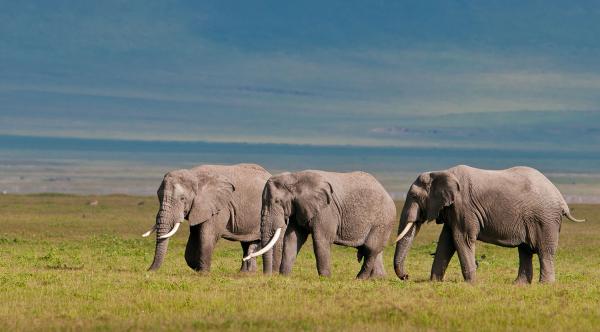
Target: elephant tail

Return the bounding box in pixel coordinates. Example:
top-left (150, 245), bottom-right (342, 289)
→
top-left (564, 210), bottom-right (586, 223)
top-left (560, 197), bottom-right (586, 223)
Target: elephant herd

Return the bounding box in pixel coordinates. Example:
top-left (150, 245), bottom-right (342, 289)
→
top-left (142, 163), bottom-right (584, 284)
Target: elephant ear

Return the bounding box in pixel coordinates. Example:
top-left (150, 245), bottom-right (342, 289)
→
top-left (426, 171), bottom-right (461, 222)
top-left (293, 176), bottom-right (340, 222)
top-left (188, 173), bottom-right (236, 226)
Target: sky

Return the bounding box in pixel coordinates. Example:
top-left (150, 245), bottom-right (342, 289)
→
top-left (1, 1), bottom-right (599, 150)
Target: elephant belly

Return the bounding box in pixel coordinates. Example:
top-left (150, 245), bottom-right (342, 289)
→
top-left (477, 229), bottom-right (523, 248)
top-left (333, 222), bottom-right (371, 248)
top-left (333, 238), bottom-right (364, 248)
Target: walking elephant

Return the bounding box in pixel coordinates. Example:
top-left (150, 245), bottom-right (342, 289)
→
top-left (244, 170), bottom-right (396, 279)
top-left (142, 163), bottom-right (273, 272)
top-left (394, 165), bottom-right (585, 284)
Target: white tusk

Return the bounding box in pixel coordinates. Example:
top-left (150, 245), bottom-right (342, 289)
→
top-left (243, 227), bottom-right (282, 261)
top-left (394, 222), bottom-right (414, 243)
top-left (158, 222), bottom-right (181, 239)
top-left (142, 225), bottom-right (156, 238)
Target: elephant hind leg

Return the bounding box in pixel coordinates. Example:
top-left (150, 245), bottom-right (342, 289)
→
top-left (514, 245), bottom-right (533, 285)
top-left (356, 250), bottom-right (377, 279)
top-left (536, 224), bottom-right (558, 283)
top-left (369, 252), bottom-right (385, 278)
top-left (357, 226), bottom-right (388, 279)
top-left (538, 250), bottom-right (556, 283)
top-left (240, 241), bottom-right (260, 272)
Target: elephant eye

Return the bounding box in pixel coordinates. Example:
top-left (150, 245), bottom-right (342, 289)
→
top-left (180, 196), bottom-right (185, 201)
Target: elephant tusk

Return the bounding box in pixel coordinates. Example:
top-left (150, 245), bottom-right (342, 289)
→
top-left (142, 225), bottom-right (156, 238)
top-left (158, 222), bottom-right (182, 239)
top-left (395, 222), bottom-right (414, 243)
top-left (243, 227), bottom-right (282, 261)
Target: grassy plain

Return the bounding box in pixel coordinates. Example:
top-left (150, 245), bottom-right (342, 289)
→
top-left (0, 194), bottom-right (599, 331)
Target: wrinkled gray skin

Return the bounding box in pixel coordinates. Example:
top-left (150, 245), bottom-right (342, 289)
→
top-left (148, 163), bottom-right (272, 272)
top-left (261, 170), bottom-right (396, 279)
top-left (394, 165), bottom-right (584, 284)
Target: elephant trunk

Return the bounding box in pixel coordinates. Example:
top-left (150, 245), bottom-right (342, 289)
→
top-left (272, 230), bottom-right (284, 273)
top-left (148, 206), bottom-right (177, 271)
top-left (261, 231), bottom-right (274, 274)
top-left (394, 225), bottom-right (416, 280)
top-left (394, 199), bottom-right (420, 280)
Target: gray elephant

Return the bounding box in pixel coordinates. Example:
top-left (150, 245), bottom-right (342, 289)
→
top-left (245, 170), bottom-right (396, 279)
top-left (143, 163), bottom-right (272, 272)
top-left (394, 165), bottom-right (585, 284)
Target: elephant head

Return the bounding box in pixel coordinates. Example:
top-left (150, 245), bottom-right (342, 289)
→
top-left (243, 172), bottom-right (339, 274)
top-left (144, 169), bottom-right (235, 271)
top-left (393, 171), bottom-right (461, 280)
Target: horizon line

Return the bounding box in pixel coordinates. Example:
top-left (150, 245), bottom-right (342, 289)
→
top-left (1, 133), bottom-right (598, 158)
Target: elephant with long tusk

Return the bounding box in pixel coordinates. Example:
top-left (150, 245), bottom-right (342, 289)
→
top-left (249, 170), bottom-right (396, 279)
top-left (393, 165), bottom-right (586, 284)
top-left (143, 163), bottom-right (274, 273)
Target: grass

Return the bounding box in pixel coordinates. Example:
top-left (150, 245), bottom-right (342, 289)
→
top-left (0, 194), bottom-right (599, 331)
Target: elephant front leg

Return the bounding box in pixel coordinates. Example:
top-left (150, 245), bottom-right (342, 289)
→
top-left (430, 224), bottom-right (456, 281)
top-left (280, 224), bottom-right (308, 275)
top-left (514, 245), bottom-right (533, 284)
top-left (185, 225), bottom-right (202, 270)
top-left (452, 232), bottom-right (477, 283)
top-left (312, 231), bottom-right (332, 277)
top-left (185, 224), bottom-right (218, 272)
top-left (240, 241), bottom-right (260, 272)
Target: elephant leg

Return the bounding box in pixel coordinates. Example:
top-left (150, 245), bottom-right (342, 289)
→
top-left (514, 245), bottom-right (533, 284)
top-left (186, 223), bottom-right (218, 272)
top-left (358, 226), bottom-right (388, 279)
top-left (538, 251), bottom-right (556, 283)
top-left (272, 226), bottom-right (285, 275)
top-left (430, 224), bottom-right (456, 281)
top-left (185, 225), bottom-right (202, 270)
top-left (356, 250), bottom-right (378, 279)
top-left (240, 241), bottom-right (259, 272)
top-left (369, 252), bottom-right (385, 278)
top-left (312, 231), bottom-right (332, 277)
top-left (452, 232), bottom-right (477, 283)
top-left (538, 226), bottom-right (558, 283)
top-left (280, 224), bottom-right (308, 275)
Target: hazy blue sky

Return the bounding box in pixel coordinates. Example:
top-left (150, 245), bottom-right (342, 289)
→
top-left (1, 1), bottom-right (599, 150)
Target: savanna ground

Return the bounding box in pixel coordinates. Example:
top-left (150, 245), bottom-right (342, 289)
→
top-left (0, 194), bottom-right (599, 331)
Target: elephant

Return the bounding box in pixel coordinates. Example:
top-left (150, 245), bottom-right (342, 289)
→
top-left (142, 163), bottom-right (273, 273)
top-left (244, 170), bottom-right (396, 279)
top-left (393, 165), bottom-right (585, 284)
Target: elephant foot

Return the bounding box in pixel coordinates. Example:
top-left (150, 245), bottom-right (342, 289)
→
top-left (356, 273), bottom-right (370, 280)
top-left (513, 278), bottom-right (531, 285)
top-left (430, 274), bottom-right (444, 282)
top-left (539, 277), bottom-right (556, 284)
top-left (240, 260), bottom-right (258, 273)
top-left (462, 268), bottom-right (476, 283)
top-left (369, 271), bottom-right (386, 279)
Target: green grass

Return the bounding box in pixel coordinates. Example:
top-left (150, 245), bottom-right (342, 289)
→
top-left (0, 194), bottom-right (599, 331)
